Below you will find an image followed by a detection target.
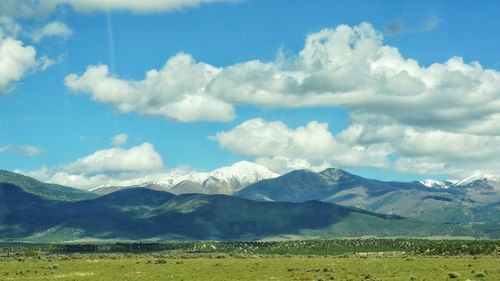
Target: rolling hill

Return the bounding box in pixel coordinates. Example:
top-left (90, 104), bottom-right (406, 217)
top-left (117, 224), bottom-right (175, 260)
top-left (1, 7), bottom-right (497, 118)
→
top-left (0, 183), bottom-right (488, 242)
top-left (0, 170), bottom-right (97, 201)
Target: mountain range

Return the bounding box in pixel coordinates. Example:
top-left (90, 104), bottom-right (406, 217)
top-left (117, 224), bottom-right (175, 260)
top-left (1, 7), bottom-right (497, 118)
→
top-left (0, 183), bottom-right (487, 242)
top-left (236, 168), bottom-right (500, 224)
top-left (90, 161), bottom-right (279, 195)
top-left (1, 164), bottom-right (499, 242)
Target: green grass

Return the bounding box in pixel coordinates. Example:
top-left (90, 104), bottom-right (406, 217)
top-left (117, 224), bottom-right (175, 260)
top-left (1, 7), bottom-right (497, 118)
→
top-left (1, 240), bottom-right (499, 280)
top-left (0, 255), bottom-right (499, 281)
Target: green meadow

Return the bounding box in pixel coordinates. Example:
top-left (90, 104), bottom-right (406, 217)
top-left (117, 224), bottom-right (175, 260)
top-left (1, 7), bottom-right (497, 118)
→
top-left (1, 255), bottom-right (499, 281)
top-left (1, 239), bottom-right (499, 280)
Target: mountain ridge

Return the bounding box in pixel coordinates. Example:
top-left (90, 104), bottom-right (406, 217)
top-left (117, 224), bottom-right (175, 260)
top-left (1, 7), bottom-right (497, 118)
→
top-left (91, 161), bottom-right (279, 195)
top-left (0, 183), bottom-right (490, 242)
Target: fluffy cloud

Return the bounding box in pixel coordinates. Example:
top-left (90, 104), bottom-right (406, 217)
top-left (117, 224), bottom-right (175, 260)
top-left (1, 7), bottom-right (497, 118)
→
top-left (27, 21), bottom-right (73, 43)
top-left (66, 22), bottom-right (500, 176)
top-left (27, 143), bottom-right (165, 189)
top-left (63, 143), bottom-right (163, 175)
top-left (0, 33), bottom-right (38, 93)
top-left (66, 23), bottom-right (500, 130)
top-left (111, 133), bottom-right (129, 146)
top-left (0, 17), bottom-right (57, 93)
top-left (65, 56), bottom-right (235, 121)
top-left (212, 118), bottom-right (393, 173)
top-left (0, 0), bottom-right (235, 18)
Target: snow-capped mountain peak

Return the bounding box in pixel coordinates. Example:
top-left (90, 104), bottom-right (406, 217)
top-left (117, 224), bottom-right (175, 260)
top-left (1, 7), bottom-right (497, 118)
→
top-left (143, 161), bottom-right (279, 195)
top-left (210, 161), bottom-right (279, 184)
top-left (419, 179), bottom-right (452, 189)
top-left (451, 172), bottom-right (500, 187)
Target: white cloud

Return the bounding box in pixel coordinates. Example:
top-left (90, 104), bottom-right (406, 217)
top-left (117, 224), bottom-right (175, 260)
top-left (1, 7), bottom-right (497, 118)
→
top-left (64, 142), bottom-right (163, 175)
top-left (111, 133), bottom-right (129, 146)
top-left (27, 21), bottom-right (73, 43)
top-left (66, 23), bottom-right (500, 131)
top-left (18, 144), bottom-right (44, 156)
top-left (65, 55), bottom-right (235, 121)
top-left (0, 17), bottom-right (57, 93)
top-left (0, 33), bottom-right (37, 93)
top-left (65, 22), bottom-right (500, 177)
top-left (212, 118), bottom-right (392, 173)
top-left (0, 16), bottom-right (21, 36)
top-left (27, 143), bottom-right (165, 189)
top-left (0, 145), bottom-right (11, 153)
top-left (0, 144), bottom-right (44, 156)
top-left (0, 0), bottom-right (236, 18)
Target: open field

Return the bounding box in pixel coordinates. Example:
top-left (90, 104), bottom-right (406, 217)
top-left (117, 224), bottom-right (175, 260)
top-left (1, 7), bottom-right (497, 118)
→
top-left (0, 240), bottom-right (499, 280)
top-left (1, 255), bottom-right (500, 281)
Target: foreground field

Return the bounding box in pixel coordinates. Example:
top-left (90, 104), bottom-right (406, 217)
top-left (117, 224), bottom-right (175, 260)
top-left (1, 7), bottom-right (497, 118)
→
top-left (1, 255), bottom-right (499, 281)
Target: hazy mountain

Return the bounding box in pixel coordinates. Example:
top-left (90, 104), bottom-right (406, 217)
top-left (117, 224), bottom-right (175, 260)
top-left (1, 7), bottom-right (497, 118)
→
top-left (236, 168), bottom-right (500, 224)
top-left (0, 183), bottom-right (488, 242)
top-left (0, 170), bottom-right (96, 201)
top-left (91, 161), bottom-right (279, 195)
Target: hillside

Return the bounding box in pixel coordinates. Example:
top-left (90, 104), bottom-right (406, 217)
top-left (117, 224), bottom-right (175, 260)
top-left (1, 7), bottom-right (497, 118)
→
top-left (236, 168), bottom-right (500, 224)
top-left (0, 170), bottom-right (97, 201)
top-left (0, 183), bottom-right (487, 242)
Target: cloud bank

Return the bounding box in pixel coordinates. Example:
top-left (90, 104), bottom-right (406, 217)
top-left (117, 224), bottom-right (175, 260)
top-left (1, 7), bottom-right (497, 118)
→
top-left (0, 0), bottom-right (235, 18)
top-left (212, 118), bottom-right (392, 173)
top-left (52, 22), bottom-right (500, 176)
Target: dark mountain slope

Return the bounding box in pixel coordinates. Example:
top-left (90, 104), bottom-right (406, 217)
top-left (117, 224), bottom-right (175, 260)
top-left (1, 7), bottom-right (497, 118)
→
top-left (0, 170), bottom-right (96, 201)
top-left (235, 168), bottom-right (418, 202)
top-left (0, 185), bottom-right (486, 242)
top-left (235, 168), bottom-right (500, 224)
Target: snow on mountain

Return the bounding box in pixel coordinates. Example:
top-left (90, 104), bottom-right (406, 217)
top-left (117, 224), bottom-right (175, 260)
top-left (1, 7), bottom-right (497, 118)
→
top-left (418, 172), bottom-right (500, 189)
top-left (210, 161), bottom-right (279, 186)
top-left (451, 172), bottom-right (500, 187)
top-left (419, 179), bottom-right (452, 189)
top-left (149, 161), bottom-right (279, 194)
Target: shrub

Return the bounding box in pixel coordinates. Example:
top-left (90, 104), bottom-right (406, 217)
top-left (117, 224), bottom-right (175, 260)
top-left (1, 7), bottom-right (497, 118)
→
top-left (475, 272), bottom-right (486, 277)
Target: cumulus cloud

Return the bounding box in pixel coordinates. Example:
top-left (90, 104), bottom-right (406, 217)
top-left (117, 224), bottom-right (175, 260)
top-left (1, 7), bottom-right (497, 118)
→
top-left (63, 143), bottom-right (163, 175)
top-left (66, 23), bottom-right (500, 130)
top-left (65, 55), bottom-right (235, 121)
top-left (111, 133), bottom-right (129, 146)
top-left (26, 21), bottom-right (73, 43)
top-left (0, 17), bottom-right (57, 93)
top-left (27, 143), bottom-right (165, 189)
top-left (66, 22), bottom-right (500, 176)
top-left (212, 118), bottom-right (393, 173)
top-left (0, 0), bottom-right (236, 18)
top-left (0, 33), bottom-right (38, 93)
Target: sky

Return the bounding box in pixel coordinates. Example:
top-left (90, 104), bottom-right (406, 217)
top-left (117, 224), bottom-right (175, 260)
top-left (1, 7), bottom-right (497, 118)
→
top-left (1, 0), bottom-right (500, 189)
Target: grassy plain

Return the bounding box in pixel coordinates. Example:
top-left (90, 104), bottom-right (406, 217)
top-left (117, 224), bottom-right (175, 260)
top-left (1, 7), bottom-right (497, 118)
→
top-left (1, 255), bottom-right (500, 281)
top-left (0, 240), bottom-right (499, 281)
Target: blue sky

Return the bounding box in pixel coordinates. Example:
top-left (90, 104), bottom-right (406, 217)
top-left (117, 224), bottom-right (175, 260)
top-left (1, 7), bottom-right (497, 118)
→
top-left (1, 0), bottom-right (500, 188)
